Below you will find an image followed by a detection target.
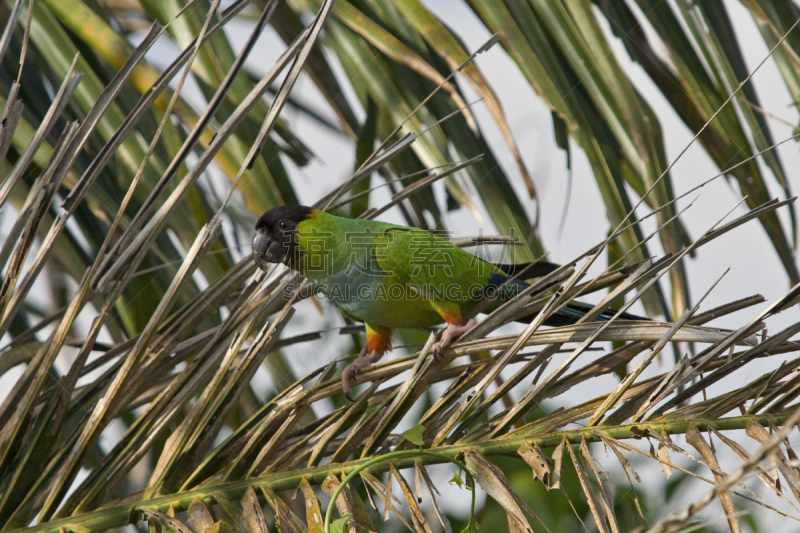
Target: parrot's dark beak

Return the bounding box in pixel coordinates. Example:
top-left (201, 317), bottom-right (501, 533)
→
top-left (252, 231), bottom-right (285, 271)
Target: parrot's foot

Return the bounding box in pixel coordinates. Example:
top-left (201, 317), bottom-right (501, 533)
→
top-left (432, 319), bottom-right (477, 359)
top-left (342, 347), bottom-right (384, 401)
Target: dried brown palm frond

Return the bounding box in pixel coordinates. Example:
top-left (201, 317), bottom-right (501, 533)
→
top-left (8, 206), bottom-right (800, 533)
top-left (4, 1), bottom-right (800, 532)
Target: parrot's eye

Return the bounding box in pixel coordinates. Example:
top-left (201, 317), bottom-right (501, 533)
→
top-left (278, 221), bottom-right (288, 231)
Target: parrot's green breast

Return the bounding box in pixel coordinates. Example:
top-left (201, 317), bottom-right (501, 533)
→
top-left (292, 211), bottom-right (505, 329)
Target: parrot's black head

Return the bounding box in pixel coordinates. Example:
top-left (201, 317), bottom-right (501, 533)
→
top-left (253, 205), bottom-right (314, 271)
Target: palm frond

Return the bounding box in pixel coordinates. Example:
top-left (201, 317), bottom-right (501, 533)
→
top-left (3, 0), bottom-right (800, 532)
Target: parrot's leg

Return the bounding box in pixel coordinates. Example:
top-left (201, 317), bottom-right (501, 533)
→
top-left (342, 323), bottom-right (392, 400)
top-left (432, 319), bottom-right (477, 357)
top-left (342, 347), bottom-right (383, 400)
top-left (430, 302), bottom-right (476, 358)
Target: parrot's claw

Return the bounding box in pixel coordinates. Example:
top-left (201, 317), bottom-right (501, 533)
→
top-left (431, 319), bottom-right (477, 361)
top-left (341, 348), bottom-right (385, 399)
top-left (431, 342), bottom-right (446, 360)
top-left (431, 345), bottom-right (442, 361)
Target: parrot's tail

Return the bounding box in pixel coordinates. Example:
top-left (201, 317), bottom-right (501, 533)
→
top-left (491, 260), bottom-right (563, 279)
top-left (534, 300), bottom-right (648, 327)
top-left (485, 271), bottom-right (647, 326)
top-left (487, 261), bottom-right (648, 326)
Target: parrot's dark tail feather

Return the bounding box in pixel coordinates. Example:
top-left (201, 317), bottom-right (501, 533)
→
top-left (492, 260), bottom-right (564, 279)
top-left (490, 260), bottom-right (649, 326)
top-left (516, 300), bottom-right (648, 327)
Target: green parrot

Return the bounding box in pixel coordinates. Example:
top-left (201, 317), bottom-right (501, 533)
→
top-left (252, 205), bottom-right (635, 398)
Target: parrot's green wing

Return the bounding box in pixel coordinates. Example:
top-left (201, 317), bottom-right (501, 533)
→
top-left (374, 227), bottom-right (500, 302)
